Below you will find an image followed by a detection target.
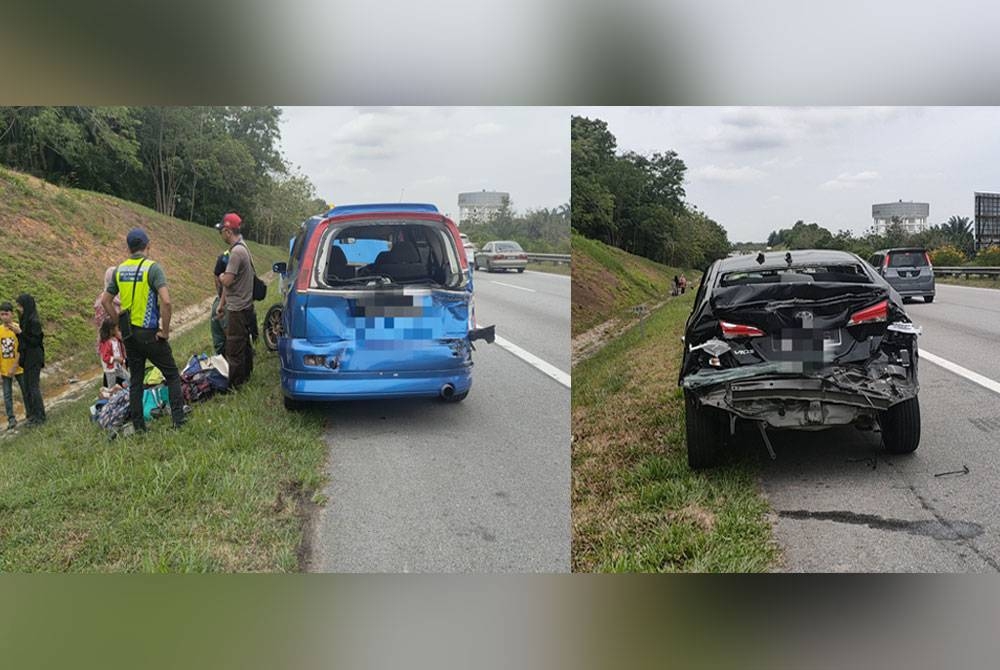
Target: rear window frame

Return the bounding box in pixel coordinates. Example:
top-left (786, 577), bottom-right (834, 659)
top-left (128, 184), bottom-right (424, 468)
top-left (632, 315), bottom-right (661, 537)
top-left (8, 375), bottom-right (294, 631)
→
top-left (312, 218), bottom-right (467, 290)
top-left (718, 263), bottom-right (875, 287)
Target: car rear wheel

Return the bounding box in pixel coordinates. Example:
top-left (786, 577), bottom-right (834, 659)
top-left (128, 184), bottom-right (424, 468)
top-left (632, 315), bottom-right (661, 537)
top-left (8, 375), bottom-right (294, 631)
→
top-left (263, 303), bottom-right (283, 352)
top-left (439, 390), bottom-right (469, 403)
top-left (924, 295), bottom-right (934, 303)
top-left (517, 268), bottom-right (525, 273)
top-left (685, 390), bottom-right (725, 469)
top-left (283, 396), bottom-right (304, 411)
top-left (881, 396), bottom-right (921, 454)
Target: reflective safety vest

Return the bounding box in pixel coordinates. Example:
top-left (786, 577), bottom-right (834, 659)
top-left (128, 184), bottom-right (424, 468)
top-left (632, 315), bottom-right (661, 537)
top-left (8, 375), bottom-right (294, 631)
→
top-left (116, 257), bottom-right (160, 329)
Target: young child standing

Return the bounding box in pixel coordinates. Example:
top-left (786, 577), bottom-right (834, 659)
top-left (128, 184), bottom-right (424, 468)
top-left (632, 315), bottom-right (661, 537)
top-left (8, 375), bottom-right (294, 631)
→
top-left (0, 301), bottom-right (25, 430)
top-left (98, 318), bottom-right (130, 389)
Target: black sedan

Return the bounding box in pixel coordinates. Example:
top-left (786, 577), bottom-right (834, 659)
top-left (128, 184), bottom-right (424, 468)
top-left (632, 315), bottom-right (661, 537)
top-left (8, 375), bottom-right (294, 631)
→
top-left (679, 250), bottom-right (922, 468)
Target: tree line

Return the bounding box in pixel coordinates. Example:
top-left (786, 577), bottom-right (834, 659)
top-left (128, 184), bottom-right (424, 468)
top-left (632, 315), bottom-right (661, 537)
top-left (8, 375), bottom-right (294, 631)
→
top-left (763, 216), bottom-right (1000, 265)
top-left (0, 106), bottom-right (325, 245)
top-left (462, 198), bottom-right (570, 254)
top-left (571, 115), bottom-right (730, 269)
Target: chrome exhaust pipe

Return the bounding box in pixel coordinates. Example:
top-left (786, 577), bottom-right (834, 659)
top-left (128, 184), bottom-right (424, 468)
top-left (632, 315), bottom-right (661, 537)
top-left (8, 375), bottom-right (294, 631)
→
top-left (440, 384), bottom-right (455, 399)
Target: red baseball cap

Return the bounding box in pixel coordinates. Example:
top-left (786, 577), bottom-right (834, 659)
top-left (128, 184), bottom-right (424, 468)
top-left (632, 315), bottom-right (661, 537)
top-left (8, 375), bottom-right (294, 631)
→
top-left (216, 212), bottom-right (242, 231)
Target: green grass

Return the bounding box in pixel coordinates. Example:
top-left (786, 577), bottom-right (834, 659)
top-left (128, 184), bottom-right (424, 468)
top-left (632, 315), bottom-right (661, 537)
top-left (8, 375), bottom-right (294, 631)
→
top-left (527, 261), bottom-right (571, 275)
top-left (936, 276), bottom-right (1000, 290)
top-left (572, 292), bottom-right (777, 572)
top-left (0, 283), bottom-right (329, 572)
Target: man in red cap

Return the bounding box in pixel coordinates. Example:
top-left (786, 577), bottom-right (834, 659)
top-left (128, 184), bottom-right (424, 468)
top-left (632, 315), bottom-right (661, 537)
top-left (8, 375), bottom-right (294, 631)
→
top-left (215, 212), bottom-right (256, 388)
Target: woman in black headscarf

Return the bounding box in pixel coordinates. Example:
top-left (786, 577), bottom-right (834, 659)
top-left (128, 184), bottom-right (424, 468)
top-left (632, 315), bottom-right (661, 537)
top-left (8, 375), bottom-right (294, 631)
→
top-left (15, 294), bottom-right (45, 425)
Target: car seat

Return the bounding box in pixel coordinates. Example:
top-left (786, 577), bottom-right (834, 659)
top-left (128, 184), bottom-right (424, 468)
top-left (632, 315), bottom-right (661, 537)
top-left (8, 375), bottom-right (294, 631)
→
top-left (372, 240), bottom-right (426, 281)
top-left (325, 245), bottom-right (351, 282)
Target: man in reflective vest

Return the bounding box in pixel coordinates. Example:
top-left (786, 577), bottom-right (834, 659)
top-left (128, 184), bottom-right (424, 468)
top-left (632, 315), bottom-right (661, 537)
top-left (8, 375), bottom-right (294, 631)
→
top-left (101, 227), bottom-right (187, 432)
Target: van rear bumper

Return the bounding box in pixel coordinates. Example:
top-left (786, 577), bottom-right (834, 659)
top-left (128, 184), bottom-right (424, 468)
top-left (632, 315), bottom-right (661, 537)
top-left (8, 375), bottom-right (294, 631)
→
top-left (281, 368), bottom-right (473, 400)
top-left (278, 337), bottom-right (473, 400)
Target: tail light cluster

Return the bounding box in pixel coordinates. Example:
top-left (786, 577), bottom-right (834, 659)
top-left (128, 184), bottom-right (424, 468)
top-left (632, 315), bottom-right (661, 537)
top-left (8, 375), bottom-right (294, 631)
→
top-left (720, 321), bottom-right (765, 339)
top-left (847, 299), bottom-right (888, 326)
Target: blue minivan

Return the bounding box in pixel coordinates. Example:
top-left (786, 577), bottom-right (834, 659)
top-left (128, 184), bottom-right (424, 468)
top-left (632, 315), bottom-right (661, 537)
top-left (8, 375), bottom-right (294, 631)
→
top-left (272, 204), bottom-right (494, 409)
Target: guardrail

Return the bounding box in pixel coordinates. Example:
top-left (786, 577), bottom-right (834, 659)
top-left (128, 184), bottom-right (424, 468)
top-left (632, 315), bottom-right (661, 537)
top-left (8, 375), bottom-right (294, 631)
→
top-left (526, 253), bottom-right (571, 265)
top-left (933, 266), bottom-right (1000, 278)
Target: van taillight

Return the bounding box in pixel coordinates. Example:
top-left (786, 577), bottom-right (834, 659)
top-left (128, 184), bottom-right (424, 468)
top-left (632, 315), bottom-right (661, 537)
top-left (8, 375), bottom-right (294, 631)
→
top-left (720, 321), bottom-right (765, 338)
top-left (847, 299), bottom-right (888, 326)
top-left (924, 251), bottom-right (932, 267)
top-left (883, 255), bottom-right (890, 271)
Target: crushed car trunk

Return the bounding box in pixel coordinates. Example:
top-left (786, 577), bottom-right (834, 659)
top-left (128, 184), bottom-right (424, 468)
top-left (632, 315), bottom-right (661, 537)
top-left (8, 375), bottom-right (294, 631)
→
top-left (682, 281), bottom-right (920, 429)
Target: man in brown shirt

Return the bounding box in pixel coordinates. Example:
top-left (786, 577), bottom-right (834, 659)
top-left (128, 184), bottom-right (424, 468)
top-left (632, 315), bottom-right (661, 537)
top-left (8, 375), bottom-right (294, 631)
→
top-left (216, 212), bottom-right (255, 388)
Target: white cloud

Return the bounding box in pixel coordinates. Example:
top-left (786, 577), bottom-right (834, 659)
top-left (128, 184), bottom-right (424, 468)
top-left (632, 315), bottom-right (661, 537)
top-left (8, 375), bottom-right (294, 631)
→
top-left (820, 170), bottom-right (881, 190)
top-left (692, 164), bottom-right (767, 182)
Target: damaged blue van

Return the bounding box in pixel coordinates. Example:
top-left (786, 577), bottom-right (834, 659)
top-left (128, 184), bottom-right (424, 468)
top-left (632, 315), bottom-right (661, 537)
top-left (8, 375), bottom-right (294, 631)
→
top-left (272, 203), bottom-right (494, 409)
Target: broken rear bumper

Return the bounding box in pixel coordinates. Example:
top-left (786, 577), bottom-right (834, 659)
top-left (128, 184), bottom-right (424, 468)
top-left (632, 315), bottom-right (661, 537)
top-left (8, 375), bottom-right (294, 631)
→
top-left (682, 364), bottom-right (918, 429)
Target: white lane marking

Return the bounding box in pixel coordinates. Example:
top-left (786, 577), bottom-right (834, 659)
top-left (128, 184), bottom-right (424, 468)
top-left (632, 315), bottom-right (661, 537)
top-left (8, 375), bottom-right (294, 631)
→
top-left (921, 349), bottom-right (1000, 396)
top-left (490, 280), bottom-right (536, 293)
top-left (478, 322), bottom-right (570, 388)
top-left (525, 270), bottom-right (571, 279)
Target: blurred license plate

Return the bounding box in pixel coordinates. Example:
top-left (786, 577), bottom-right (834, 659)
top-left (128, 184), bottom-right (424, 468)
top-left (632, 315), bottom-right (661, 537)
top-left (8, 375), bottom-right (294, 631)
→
top-left (772, 328), bottom-right (842, 353)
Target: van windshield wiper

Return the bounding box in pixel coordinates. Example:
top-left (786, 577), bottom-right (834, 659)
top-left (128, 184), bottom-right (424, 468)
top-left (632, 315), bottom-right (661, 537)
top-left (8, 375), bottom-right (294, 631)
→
top-left (327, 275), bottom-right (396, 287)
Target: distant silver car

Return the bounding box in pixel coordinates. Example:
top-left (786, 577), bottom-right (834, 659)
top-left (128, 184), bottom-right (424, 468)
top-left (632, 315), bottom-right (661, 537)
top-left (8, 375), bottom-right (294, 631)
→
top-left (475, 240), bottom-right (528, 273)
top-left (869, 248), bottom-right (935, 303)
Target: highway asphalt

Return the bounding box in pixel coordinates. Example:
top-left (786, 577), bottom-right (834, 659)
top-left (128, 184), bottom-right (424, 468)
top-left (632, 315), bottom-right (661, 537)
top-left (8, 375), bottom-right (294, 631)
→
top-left (309, 269), bottom-right (571, 572)
top-left (760, 283), bottom-right (1000, 572)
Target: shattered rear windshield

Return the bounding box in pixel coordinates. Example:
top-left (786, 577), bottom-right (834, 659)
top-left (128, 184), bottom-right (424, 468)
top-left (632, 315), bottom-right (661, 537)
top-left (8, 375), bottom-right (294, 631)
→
top-left (720, 264), bottom-right (872, 287)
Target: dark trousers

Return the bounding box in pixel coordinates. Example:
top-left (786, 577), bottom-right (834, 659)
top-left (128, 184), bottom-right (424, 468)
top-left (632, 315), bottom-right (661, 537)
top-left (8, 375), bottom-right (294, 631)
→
top-left (21, 363), bottom-right (45, 424)
top-left (210, 295), bottom-right (229, 356)
top-left (2, 373), bottom-right (25, 422)
top-left (124, 328), bottom-right (185, 429)
top-left (225, 307), bottom-right (255, 389)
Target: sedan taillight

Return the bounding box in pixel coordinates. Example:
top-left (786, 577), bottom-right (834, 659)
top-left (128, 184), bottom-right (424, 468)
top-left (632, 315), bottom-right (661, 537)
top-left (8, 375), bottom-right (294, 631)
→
top-left (847, 299), bottom-right (888, 326)
top-left (720, 321), bottom-right (765, 338)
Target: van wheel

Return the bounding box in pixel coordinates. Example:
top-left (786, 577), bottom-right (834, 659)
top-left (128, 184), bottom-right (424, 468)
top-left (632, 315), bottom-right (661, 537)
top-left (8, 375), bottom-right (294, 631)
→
top-left (881, 396), bottom-right (921, 454)
top-left (263, 303), bottom-right (283, 352)
top-left (924, 295), bottom-right (934, 303)
top-left (685, 391), bottom-right (725, 469)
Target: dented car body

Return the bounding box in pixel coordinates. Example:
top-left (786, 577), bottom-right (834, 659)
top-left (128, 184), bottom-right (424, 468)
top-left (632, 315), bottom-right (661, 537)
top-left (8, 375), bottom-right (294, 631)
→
top-left (680, 250), bottom-right (922, 468)
top-left (273, 203), bottom-right (494, 408)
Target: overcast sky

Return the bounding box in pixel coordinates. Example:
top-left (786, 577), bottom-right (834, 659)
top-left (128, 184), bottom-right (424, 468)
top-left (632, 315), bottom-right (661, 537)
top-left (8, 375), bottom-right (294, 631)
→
top-left (278, 107), bottom-right (569, 223)
top-left (574, 107), bottom-right (1000, 242)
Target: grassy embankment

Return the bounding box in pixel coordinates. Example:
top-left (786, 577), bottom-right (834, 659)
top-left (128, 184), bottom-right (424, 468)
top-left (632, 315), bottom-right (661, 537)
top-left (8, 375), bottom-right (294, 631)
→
top-left (572, 234), bottom-right (777, 572)
top-left (571, 230), bottom-right (684, 336)
top-left (0, 167), bottom-right (329, 572)
top-left (0, 165), bottom-right (286, 397)
top-left (527, 260), bottom-right (571, 276)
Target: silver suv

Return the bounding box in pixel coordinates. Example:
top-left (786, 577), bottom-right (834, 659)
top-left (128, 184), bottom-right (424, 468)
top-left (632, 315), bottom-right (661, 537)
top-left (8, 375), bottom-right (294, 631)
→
top-left (869, 248), bottom-right (935, 303)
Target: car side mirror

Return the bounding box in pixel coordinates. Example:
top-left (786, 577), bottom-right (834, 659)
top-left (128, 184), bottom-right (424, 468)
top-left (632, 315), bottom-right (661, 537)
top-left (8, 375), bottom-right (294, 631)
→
top-left (273, 262), bottom-right (287, 275)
